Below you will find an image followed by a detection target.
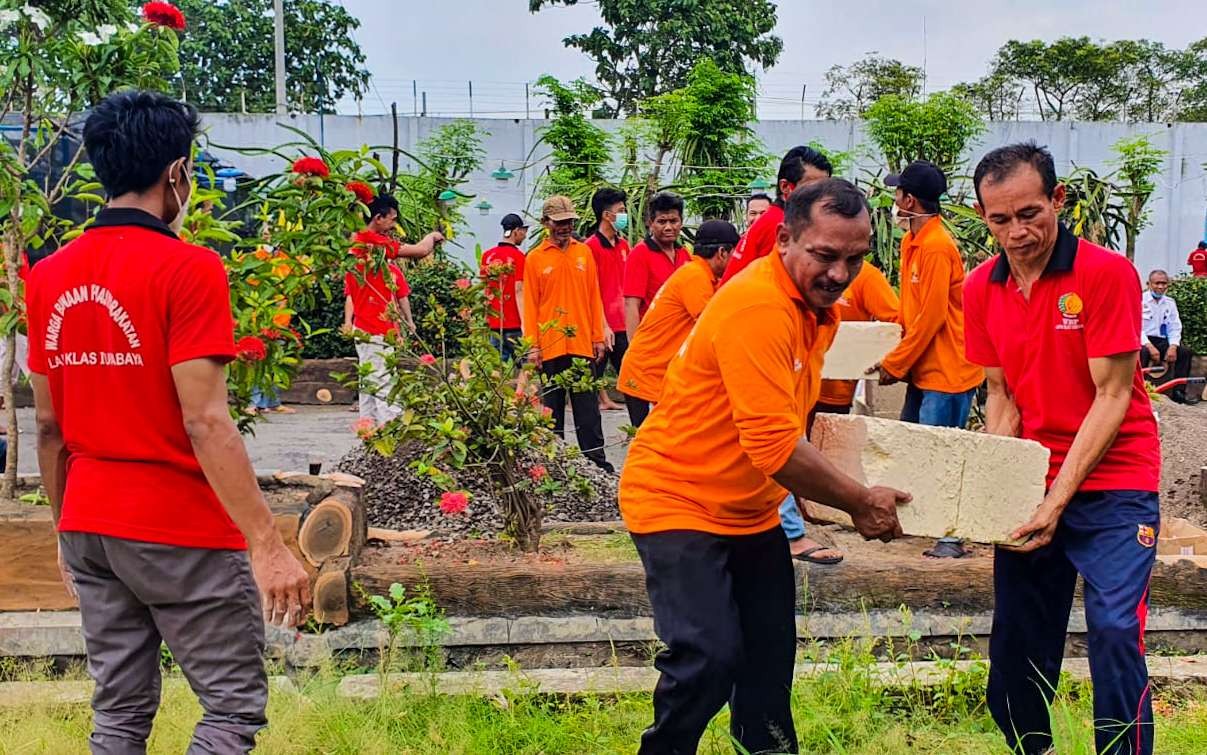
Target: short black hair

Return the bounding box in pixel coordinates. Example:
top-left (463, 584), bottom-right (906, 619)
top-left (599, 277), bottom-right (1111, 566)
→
top-left (83, 90), bottom-right (200, 198)
top-left (591, 187), bottom-right (627, 219)
top-left (777, 146), bottom-right (834, 200)
top-left (914, 196), bottom-right (941, 214)
top-left (748, 193), bottom-right (772, 206)
top-left (368, 193), bottom-right (400, 220)
top-left (1198, 241), bottom-right (1207, 250)
top-left (783, 178), bottom-right (869, 238)
top-left (694, 243), bottom-right (734, 260)
top-left (973, 141), bottom-right (1058, 205)
top-left (648, 191), bottom-right (685, 220)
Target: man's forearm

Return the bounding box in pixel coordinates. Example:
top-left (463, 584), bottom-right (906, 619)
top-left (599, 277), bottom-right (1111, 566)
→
top-left (36, 434), bottom-right (68, 525)
top-left (984, 390), bottom-right (1021, 437)
top-left (515, 282), bottom-right (525, 330)
top-left (185, 412), bottom-right (281, 550)
top-left (624, 298), bottom-right (642, 341)
top-left (396, 242), bottom-right (433, 259)
top-left (772, 438), bottom-right (868, 514)
top-left (1045, 393), bottom-right (1131, 508)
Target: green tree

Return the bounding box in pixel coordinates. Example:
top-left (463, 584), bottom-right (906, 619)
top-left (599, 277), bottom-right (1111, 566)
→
top-left (172, 0), bottom-right (369, 112)
top-left (532, 75), bottom-right (613, 211)
top-left (816, 54), bottom-right (923, 119)
top-left (1172, 37), bottom-right (1207, 121)
top-left (528, 0), bottom-right (781, 116)
top-left (863, 92), bottom-right (985, 173)
top-left (951, 71), bottom-right (1025, 121)
top-left (1111, 135), bottom-right (1166, 261)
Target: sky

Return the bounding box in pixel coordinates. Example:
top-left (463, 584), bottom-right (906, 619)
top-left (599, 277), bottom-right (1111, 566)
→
top-left (336, 0), bottom-right (1207, 119)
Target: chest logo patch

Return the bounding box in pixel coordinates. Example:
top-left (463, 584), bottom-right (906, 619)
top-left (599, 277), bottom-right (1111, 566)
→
top-left (1137, 524), bottom-right (1156, 548)
top-left (1056, 292), bottom-right (1084, 331)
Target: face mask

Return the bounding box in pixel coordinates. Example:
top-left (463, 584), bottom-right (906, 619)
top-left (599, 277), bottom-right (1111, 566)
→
top-left (891, 203), bottom-right (910, 231)
top-left (167, 158), bottom-right (190, 234)
top-left (613, 212), bottom-right (629, 233)
top-left (1152, 291), bottom-right (1164, 300)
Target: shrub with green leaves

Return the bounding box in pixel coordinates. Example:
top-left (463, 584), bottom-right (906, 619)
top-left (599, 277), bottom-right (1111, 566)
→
top-left (1168, 275), bottom-right (1207, 354)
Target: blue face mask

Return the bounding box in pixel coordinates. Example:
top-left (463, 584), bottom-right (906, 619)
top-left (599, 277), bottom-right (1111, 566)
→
top-left (613, 212), bottom-right (629, 233)
top-left (1151, 291), bottom-right (1164, 300)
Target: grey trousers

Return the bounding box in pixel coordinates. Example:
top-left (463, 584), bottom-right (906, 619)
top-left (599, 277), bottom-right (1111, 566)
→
top-left (59, 532), bottom-right (268, 755)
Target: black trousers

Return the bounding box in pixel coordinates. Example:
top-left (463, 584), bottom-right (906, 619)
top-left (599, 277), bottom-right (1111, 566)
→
top-left (593, 330), bottom-right (629, 379)
top-left (624, 393), bottom-right (651, 428)
top-left (541, 355), bottom-right (613, 472)
top-left (1139, 335), bottom-right (1192, 401)
top-left (632, 527), bottom-right (798, 754)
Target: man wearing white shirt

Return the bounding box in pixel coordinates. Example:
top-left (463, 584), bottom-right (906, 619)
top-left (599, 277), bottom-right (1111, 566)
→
top-left (1140, 269), bottom-right (1193, 403)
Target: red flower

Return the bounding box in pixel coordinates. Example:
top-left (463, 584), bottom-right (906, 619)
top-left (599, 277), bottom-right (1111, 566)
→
top-left (353, 418), bottom-right (377, 439)
top-left (291, 157), bottom-right (330, 178)
top-left (260, 327), bottom-right (281, 340)
top-left (528, 465), bottom-right (548, 482)
top-left (418, 354), bottom-right (437, 366)
top-left (235, 336), bottom-right (267, 362)
top-left (439, 491), bottom-right (470, 516)
top-left (351, 229), bottom-right (400, 260)
top-left (454, 278), bottom-right (471, 290)
top-left (346, 181), bottom-right (375, 205)
top-left (142, 1), bottom-right (186, 31)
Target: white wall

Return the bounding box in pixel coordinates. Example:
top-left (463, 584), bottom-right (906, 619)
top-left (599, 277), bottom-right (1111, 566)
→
top-left (201, 113), bottom-right (1207, 276)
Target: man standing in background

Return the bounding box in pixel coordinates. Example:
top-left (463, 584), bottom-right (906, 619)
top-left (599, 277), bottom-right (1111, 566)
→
top-left (623, 192), bottom-right (689, 340)
top-left (480, 212), bottom-right (528, 362)
top-left (585, 187), bottom-right (631, 411)
top-left (524, 196), bottom-right (613, 473)
top-left (745, 193), bottom-right (772, 230)
top-left (1140, 269), bottom-right (1193, 404)
top-left (1188, 241), bottom-right (1207, 277)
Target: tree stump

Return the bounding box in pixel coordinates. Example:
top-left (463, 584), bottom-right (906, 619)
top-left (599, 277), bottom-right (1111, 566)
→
top-left (313, 557), bottom-right (351, 625)
top-left (298, 488), bottom-right (366, 566)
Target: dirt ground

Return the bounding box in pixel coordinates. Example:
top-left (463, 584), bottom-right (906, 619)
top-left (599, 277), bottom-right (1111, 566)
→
top-left (1154, 398), bottom-right (1207, 527)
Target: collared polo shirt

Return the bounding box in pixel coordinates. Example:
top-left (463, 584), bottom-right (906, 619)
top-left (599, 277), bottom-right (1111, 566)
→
top-left (619, 251), bottom-right (839, 536)
top-left (583, 230), bottom-right (630, 331)
top-left (1188, 247), bottom-right (1207, 277)
top-left (522, 237), bottom-right (605, 360)
top-left (623, 237), bottom-right (690, 318)
top-left (345, 262), bottom-right (411, 336)
top-left (719, 203), bottom-right (784, 286)
top-left (480, 241), bottom-right (526, 330)
top-left (1141, 292), bottom-right (1182, 346)
top-left (964, 225), bottom-right (1160, 492)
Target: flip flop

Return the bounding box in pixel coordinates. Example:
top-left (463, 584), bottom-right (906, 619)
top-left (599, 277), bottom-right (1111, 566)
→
top-left (793, 545), bottom-right (843, 565)
top-left (924, 540), bottom-right (968, 559)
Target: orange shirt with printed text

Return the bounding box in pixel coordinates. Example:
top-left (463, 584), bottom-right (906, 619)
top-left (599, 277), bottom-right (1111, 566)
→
top-left (818, 262), bottom-right (900, 407)
top-left (522, 238), bottom-right (605, 361)
top-left (880, 217), bottom-right (983, 393)
top-left (618, 256), bottom-right (717, 402)
top-left (619, 252), bottom-right (839, 536)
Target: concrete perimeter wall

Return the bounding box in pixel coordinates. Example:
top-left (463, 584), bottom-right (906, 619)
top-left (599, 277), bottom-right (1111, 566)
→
top-left (202, 113), bottom-right (1207, 276)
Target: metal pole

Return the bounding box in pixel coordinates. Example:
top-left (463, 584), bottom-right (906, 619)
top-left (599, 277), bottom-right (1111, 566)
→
top-left (421, 91), bottom-right (427, 117)
top-left (469, 81), bottom-right (474, 117)
top-left (412, 80), bottom-right (418, 116)
top-left (800, 84), bottom-right (806, 121)
top-left (525, 83), bottom-right (530, 119)
top-left (273, 0), bottom-right (286, 114)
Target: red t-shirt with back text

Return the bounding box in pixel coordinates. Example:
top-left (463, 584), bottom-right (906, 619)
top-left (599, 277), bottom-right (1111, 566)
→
top-left (345, 262), bottom-right (411, 337)
top-left (1188, 247), bottom-right (1207, 277)
top-left (26, 209), bottom-right (244, 549)
top-left (963, 227), bottom-right (1160, 492)
top-left (480, 242), bottom-right (526, 330)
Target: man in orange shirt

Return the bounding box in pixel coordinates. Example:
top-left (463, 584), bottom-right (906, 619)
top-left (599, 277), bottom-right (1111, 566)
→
top-left (620, 180), bottom-right (909, 754)
top-left (617, 220), bottom-right (739, 427)
top-left (779, 261), bottom-right (900, 564)
top-left (873, 160), bottom-right (983, 558)
top-left (523, 196), bottom-right (612, 472)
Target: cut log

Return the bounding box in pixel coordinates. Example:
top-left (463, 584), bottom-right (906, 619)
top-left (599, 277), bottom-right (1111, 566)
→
top-left (367, 527), bottom-right (430, 543)
top-left (298, 488), bottom-right (366, 567)
top-left (313, 557), bottom-right (351, 625)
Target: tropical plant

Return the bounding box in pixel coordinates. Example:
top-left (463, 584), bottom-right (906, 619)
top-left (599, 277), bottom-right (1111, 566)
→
top-left (532, 75), bottom-right (614, 205)
top-left (1110, 135), bottom-right (1166, 261)
top-left (863, 92), bottom-right (986, 173)
top-left (1166, 275), bottom-right (1207, 354)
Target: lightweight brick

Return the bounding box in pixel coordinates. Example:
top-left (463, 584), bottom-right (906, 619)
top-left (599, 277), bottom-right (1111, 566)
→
top-left (805, 414), bottom-right (1050, 544)
top-left (821, 321), bottom-right (902, 380)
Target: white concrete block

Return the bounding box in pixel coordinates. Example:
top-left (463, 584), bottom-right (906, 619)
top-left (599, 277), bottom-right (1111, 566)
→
top-left (807, 414), bottom-right (1050, 544)
top-left (821, 321), bottom-right (902, 380)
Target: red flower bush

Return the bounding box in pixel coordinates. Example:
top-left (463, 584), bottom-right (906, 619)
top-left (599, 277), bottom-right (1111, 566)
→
top-left (142, 1), bottom-right (186, 31)
top-left (291, 156), bottom-right (330, 178)
top-left (353, 418), bottom-right (378, 440)
top-left (351, 230), bottom-right (400, 260)
top-left (235, 336), bottom-right (267, 362)
top-left (346, 181), bottom-right (375, 205)
top-left (439, 491), bottom-right (470, 516)
top-left (528, 465), bottom-right (548, 482)
top-left (418, 354), bottom-right (437, 366)
top-left (454, 278), bottom-right (471, 290)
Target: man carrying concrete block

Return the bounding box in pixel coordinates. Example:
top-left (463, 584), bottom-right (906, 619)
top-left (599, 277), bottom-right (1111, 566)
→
top-left (965, 142), bottom-right (1162, 755)
top-left (620, 180), bottom-right (909, 754)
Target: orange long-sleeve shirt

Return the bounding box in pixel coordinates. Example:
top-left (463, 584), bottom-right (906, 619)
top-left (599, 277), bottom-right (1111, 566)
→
top-left (617, 257), bottom-right (717, 403)
top-left (880, 217), bottom-right (983, 393)
top-left (522, 238), bottom-right (605, 361)
top-left (818, 262), bottom-right (900, 407)
top-left (619, 252), bottom-right (839, 536)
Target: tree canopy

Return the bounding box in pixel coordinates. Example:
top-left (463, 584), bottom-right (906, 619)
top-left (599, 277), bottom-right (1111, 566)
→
top-left (816, 55), bottom-right (924, 120)
top-left (172, 0), bottom-right (370, 113)
top-left (528, 0), bottom-right (781, 116)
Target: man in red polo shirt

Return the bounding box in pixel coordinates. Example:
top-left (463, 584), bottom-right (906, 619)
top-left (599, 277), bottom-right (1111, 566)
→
top-left (585, 187), bottom-right (630, 411)
top-left (720, 146), bottom-right (833, 286)
top-left (27, 90), bottom-right (309, 753)
top-left (1188, 241), bottom-right (1207, 276)
top-left (480, 212), bottom-right (529, 362)
top-left (965, 142), bottom-right (1161, 755)
top-left (623, 192), bottom-right (689, 340)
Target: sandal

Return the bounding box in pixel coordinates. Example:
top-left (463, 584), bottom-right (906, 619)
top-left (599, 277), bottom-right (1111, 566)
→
top-left (793, 545), bottom-right (844, 565)
top-left (924, 539), bottom-right (968, 559)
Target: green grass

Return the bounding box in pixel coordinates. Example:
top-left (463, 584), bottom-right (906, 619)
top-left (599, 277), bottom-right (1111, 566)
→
top-left (2, 652), bottom-right (1205, 754)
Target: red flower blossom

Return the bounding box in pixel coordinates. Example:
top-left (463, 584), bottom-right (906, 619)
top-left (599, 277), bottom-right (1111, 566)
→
top-left (291, 156), bottom-right (330, 178)
top-left (454, 278), bottom-right (471, 290)
top-left (346, 181), bottom-right (375, 205)
top-left (353, 418), bottom-right (377, 440)
top-left (418, 354), bottom-right (437, 366)
top-left (235, 336), bottom-right (267, 362)
top-left (260, 327), bottom-right (281, 340)
top-left (351, 229), bottom-right (400, 260)
top-left (528, 465), bottom-right (548, 482)
top-left (439, 491), bottom-right (470, 516)
top-left (142, 1), bottom-right (186, 31)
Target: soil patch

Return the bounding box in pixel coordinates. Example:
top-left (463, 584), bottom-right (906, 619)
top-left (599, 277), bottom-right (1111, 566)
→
top-left (377, 533), bottom-right (636, 568)
top-left (1156, 399), bottom-right (1207, 527)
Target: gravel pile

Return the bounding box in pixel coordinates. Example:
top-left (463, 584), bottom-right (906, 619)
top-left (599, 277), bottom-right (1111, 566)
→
top-left (337, 441), bottom-right (620, 537)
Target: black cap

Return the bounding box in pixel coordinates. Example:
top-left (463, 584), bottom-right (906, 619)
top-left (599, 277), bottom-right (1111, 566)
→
top-left (885, 160), bottom-right (948, 203)
top-left (695, 220), bottom-right (740, 248)
top-left (501, 213), bottom-right (528, 232)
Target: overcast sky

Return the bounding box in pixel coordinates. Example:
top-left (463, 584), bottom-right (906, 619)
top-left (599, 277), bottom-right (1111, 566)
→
top-left (338, 0), bottom-right (1207, 119)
